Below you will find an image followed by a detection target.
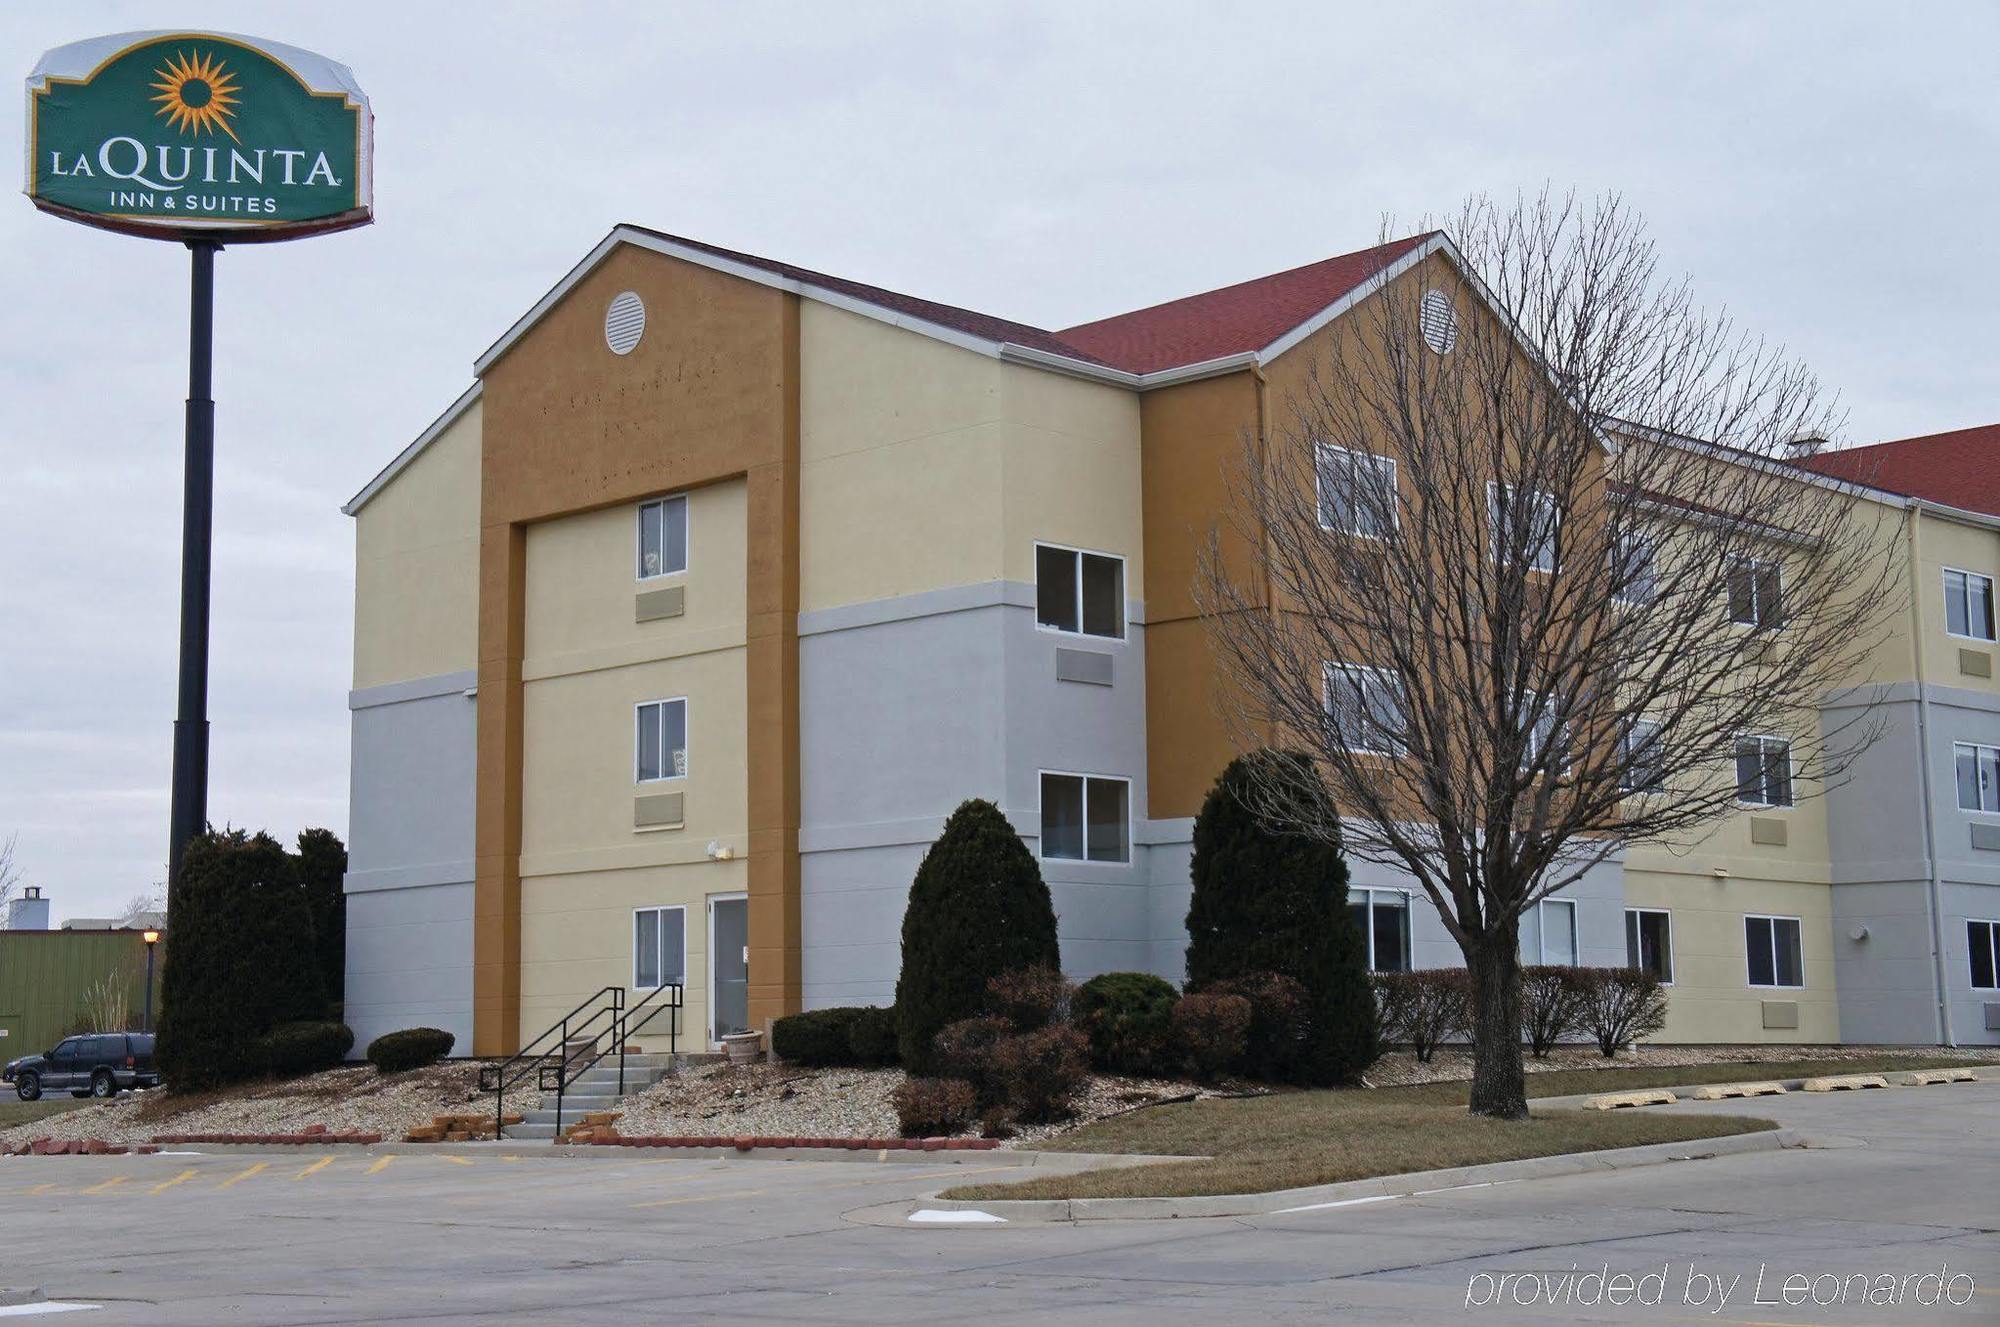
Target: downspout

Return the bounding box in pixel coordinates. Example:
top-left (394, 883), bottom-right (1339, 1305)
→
top-left (1253, 363), bottom-right (1277, 751)
top-left (1905, 503), bottom-right (1957, 1045)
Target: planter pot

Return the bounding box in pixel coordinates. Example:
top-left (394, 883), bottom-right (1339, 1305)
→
top-left (721, 1032), bottom-right (763, 1065)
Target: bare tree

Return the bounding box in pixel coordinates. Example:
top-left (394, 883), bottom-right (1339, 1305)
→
top-left (116, 888), bottom-right (167, 927)
top-left (1197, 192), bottom-right (1906, 1117)
top-left (0, 834), bottom-right (20, 912)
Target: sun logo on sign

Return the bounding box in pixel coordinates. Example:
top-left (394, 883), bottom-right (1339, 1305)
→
top-left (150, 49), bottom-right (242, 142)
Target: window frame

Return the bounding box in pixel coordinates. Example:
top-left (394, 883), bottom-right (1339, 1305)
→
top-left (634, 697), bottom-right (689, 785)
top-left (631, 904), bottom-right (689, 991)
top-left (1314, 443), bottom-right (1399, 540)
top-left (1620, 717), bottom-right (1666, 793)
top-left (1522, 897), bottom-right (1580, 967)
top-left (635, 494), bottom-right (691, 582)
top-left (1726, 555), bottom-right (1785, 630)
top-left (1744, 913), bottom-right (1805, 989)
top-left (1037, 769), bottom-right (1132, 864)
top-left (1322, 662), bottom-right (1408, 756)
top-left (1487, 481), bottom-right (1560, 573)
top-left (1943, 567), bottom-right (1997, 642)
top-left (1969, 919), bottom-right (2000, 991)
top-left (1624, 907), bottom-right (1675, 985)
top-left (1610, 528), bottom-right (1659, 606)
top-left (1032, 541), bottom-right (1128, 642)
top-left (1349, 887), bottom-right (1414, 973)
top-left (1734, 734), bottom-right (1794, 808)
top-left (1954, 741), bottom-right (2000, 814)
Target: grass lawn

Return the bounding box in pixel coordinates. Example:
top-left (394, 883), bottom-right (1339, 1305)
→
top-left (0, 1098), bottom-right (94, 1131)
top-left (942, 1054), bottom-right (1989, 1202)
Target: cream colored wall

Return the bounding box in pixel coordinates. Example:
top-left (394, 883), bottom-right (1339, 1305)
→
top-left (352, 401), bottom-right (482, 689)
top-left (798, 302), bottom-right (1143, 612)
top-left (1915, 513), bottom-right (2000, 691)
top-left (516, 477), bottom-right (750, 1047)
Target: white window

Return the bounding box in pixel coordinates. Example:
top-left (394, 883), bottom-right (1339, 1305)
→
top-left (1035, 543), bottom-right (1125, 639)
top-left (1323, 663), bottom-right (1408, 756)
top-left (1348, 888), bottom-right (1412, 972)
top-left (636, 698), bottom-right (688, 782)
top-left (1520, 898), bottom-right (1578, 966)
top-left (1745, 914), bottom-right (1804, 988)
top-left (1625, 908), bottom-right (1674, 983)
top-left (637, 495), bottom-right (689, 580)
top-left (1488, 482), bottom-right (1560, 572)
top-left (1944, 569), bottom-right (1996, 641)
top-left (1524, 698), bottom-right (1569, 772)
top-left (633, 906), bottom-right (687, 990)
top-left (1726, 557), bottom-right (1784, 629)
top-left (1734, 735), bottom-right (1793, 807)
top-left (1039, 772), bottom-right (1130, 863)
top-left (1955, 742), bottom-right (2000, 813)
top-left (1621, 717), bottom-right (1666, 793)
top-left (1970, 919), bottom-right (2000, 991)
top-left (1315, 444), bottom-right (1398, 539)
top-left (1612, 529), bottom-right (1658, 605)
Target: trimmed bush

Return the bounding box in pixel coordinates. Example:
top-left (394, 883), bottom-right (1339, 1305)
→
top-left (931, 1016), bottom-right (1011, 1105)
top-left (366, 1027), bottom-right (454, 1073)
top-left (1171, 991), bottom-right (1252, 1080)
top-left (895, 800), bottom-right (1060, 1072)
top-left (1209, 972), bottom-right (1311, 1083)
top-left (845, 1005), bottom-right (900, 1067)
top-left (772, 1008), bottom-right (863, 1066)
top-left (294, 828), bottom-right (348, 1015)
top-left (257, 1021), bottom-right (355, 1078)
top-left (1072, 972), bottom-right (1178, 1076)
top-left (985, 966), bottom-right (1070, 1033)
top-left (1578, 967), bottom-right (1670, 1056)
top-left (1373, 970), bottom-right (1469, 1063)
top-left (990, 1025), bottom-right (1091, 1123)
top-left (891, 1077), bottom-right (978, 1137)
top-left (158, 828), bottom-right (328, 1091)
top-left (1185, 751), bottom-right (1377, 1084)
top-left (1520, 965), bottom-right (1590, 1057)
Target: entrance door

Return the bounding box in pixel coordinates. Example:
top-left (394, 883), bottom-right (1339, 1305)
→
top-left (709, 895), bottom-right (749, 1043)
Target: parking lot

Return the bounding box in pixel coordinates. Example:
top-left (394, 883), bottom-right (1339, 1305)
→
top-left (1, 1080), bottom-right (1994, 1324)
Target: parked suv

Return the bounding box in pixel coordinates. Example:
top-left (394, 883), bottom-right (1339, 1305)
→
top-left (4, 1032), bottom-right (159, 1100)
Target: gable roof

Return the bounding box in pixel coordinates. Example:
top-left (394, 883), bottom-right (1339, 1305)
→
top-left (1795, 422), bottom-right (2000, 519)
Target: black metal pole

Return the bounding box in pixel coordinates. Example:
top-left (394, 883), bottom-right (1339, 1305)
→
top-left (167, 241), bottom-right (218, 890)
top-left (144, 943), bottom-right (157, 1032)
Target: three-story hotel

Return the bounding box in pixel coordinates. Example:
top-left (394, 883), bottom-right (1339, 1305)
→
top-left (340, 227), bottom-right (2000, 1056)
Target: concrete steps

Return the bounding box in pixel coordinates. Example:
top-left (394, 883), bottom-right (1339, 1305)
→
top-left (497, 1049), bottom-right (709, 1141)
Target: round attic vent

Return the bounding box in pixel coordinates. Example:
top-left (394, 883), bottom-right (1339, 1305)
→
top-left (1419, 289), bottom-right (1458, 354)
top-left (605, 291), bottom-right (646, 355)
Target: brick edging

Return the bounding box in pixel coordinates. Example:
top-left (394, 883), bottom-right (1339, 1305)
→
top-left (589, 1134), bottom-right (1001, 1152)
top-left (150, 1129), bottom-right (383, 1145)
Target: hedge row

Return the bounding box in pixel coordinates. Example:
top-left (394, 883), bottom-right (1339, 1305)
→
top-left (1374, 966), bottom-right (1668, 1060)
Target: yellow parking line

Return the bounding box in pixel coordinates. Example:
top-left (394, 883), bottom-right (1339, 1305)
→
top-left (218, 1162), bottom-right (268, 1190)
top-left (365, 1155), bottom-right (396, 1176)
top-left (82, 1175), bottom-right (128, 1196)
top-left (293, 1156), bottom-right (337, 1181)
top-left (24, 1183), bottom-right (55, 1196)
top-left (149, 1168), bottom-right (196, 1195)
top-left (439, 1155), bottom-right (473, 1166)
top-left (632, 1186), bottom-right (768, 1210)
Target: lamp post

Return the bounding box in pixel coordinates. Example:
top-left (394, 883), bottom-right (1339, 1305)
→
top-left (142, 930), bottom-right (161, 1033)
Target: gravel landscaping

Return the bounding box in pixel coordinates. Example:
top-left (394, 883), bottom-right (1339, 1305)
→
top-left (1363, 1041), bottom-right (2000, 1087)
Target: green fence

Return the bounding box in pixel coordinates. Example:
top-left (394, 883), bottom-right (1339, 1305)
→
top-left (0, 930), bottom-right (163, 1060)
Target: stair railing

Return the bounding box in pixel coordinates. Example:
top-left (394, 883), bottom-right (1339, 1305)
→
top-left (476, 985), bottom-right (623, 1141)
top-left (548, 981), bottom-right (685, 1128)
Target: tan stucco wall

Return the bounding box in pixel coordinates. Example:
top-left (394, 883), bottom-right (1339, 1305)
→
top-left (1914, 511), bottom-right (2000, 691)
top-left (352, 400), bottom-right (482, 689)
top-left (798, 302), bottom-right (1142, 612)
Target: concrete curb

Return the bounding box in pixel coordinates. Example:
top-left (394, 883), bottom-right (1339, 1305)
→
top-left (914, 1127), bottom-right (1817, 1222)
top-left (1530, 1065), bottom-right (1996, 1111)
top-left (25, 1138), bottom-right (1176, 1168)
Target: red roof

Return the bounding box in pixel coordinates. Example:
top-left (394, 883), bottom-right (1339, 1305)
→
top-left (1795, 422), bottom-right (2000, 517)
top-left (1057, 234), bottom-right (1435, 374)
top-left (627, 225), bottom-right (1435, 378)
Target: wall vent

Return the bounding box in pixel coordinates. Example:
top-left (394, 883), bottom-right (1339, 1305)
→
top-left (605, 291), bottom-right (646, 355)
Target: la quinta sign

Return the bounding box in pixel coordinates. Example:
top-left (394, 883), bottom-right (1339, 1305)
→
top-left (25, 30), bottom-right (371, 240)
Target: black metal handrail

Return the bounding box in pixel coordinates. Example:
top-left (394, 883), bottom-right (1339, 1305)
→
top-left (540, 982), bottom-right (685, 1141)
top-left (477, 985), bottom-right (623, 1139)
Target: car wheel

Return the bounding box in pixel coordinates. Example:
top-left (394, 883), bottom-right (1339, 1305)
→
top-left (15, 1072), bottom-right (39, 1102)
top-left (90, 1070), bottom-right (116, 1099)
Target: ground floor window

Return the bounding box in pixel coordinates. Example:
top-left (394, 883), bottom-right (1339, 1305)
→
top-left (634, 906), bottom-right (687, 990)
top-left (1625, 908), bottom-right (1674, 983)
top-left (1348, 888), bottom-right (1411, 972)
top-left (1520, 898), bottom-right (1578, 966)
top-left (1039, 772), bottom-right (1130, 863)
top-left (1745, 914), bottom-right (1803, 988)
top-left (1970, 919), bottom-right (2000, 991)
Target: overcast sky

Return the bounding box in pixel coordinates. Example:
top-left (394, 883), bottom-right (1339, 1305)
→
top-left (4, 2), bottom-right (1997, 922)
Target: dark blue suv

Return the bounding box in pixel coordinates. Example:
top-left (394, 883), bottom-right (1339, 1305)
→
top-left (4, 1032), bottom-right (159, 1100)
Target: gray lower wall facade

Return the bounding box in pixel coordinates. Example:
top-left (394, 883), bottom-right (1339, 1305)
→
top-left (344, 671), bottom-right (478, 1052)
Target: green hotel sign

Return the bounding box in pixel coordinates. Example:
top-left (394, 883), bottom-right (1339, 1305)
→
top-left (25, 30), bottom-right (372, 241)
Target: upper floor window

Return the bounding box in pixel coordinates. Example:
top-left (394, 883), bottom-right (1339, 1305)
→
top-left (1726, 557), bottom-right (1783, 629)
top-left (1970, 919), bottom-right (2000, 991)
top-left (636, 698), bottom-right (688, 782)
top-left (1955, 742), bottom-right (2000, 813)
top-left (1745, 914), bottom-right (1804, 988)
top-left (1040, 771), bottom-right (1129, 863)
top-left (1488, 483), bottom-right (1559, 572)
top-left (1620, 717), bottom-right (1666, 793)
top-left (1349, 888), bottom-right (1412, 972)
top-left (1315, 444), bottom-right (1398, 539)
top-left (1035, 543), bottom-right (1124, 639)
top-left (638, 495), bottom-right (689, 580)
top-left (1734, 734), bottom-right (1793, 807)
top-left (1611, 529), bottom-right (1658, 605)
top-left (1944, 568), bottom-right (1995, 641)
top-left (1323, 663), bottom-right (1408, 756)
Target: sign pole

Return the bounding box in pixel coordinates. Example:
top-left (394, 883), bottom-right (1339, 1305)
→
top-left (167, 240), bottom-right (219, 888)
